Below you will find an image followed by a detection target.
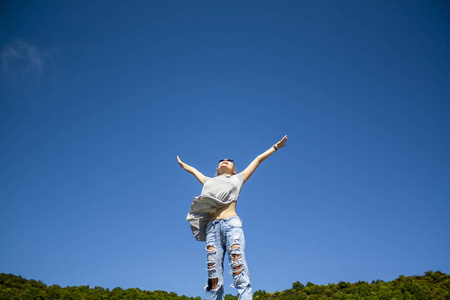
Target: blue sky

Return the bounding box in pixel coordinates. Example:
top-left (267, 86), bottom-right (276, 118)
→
top-left (1, 0), bottom-right (449, 297)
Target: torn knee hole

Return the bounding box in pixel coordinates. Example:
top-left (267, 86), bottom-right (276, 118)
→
top-left (230, 244), bottom-right (242, 262)
top-left (232, 264), bottom-right (243, 276)
top-left (210, 279), bottom-right (219, 290)
top-left (207, 245), bottom-right (215, 252)
top-left (207, 278), bottom-right (219, 291)
top-left (231, 253), bottom-right (242, 261)
top-left (208, 262), bottom-right (216, 269)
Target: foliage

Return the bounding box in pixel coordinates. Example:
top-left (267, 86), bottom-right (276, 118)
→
top-left (1, 271), bottom-right (449, 299)
top-left (252, 271), bottom-right (450, 300)
top-left (0, 273), bottom-right (201, 300)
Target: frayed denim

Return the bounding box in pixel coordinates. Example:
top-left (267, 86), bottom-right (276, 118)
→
top-left (205, 216), bottom-right (252, 300)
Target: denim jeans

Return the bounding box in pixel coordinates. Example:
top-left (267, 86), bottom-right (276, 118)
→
top-left (205, 216), bottom-right (252, 300)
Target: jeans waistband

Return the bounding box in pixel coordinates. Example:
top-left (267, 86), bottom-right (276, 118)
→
top-left (209, 215), bottom-right (240, 225)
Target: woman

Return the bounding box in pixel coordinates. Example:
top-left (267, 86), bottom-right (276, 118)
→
top-left (177, 135), bottom-right (287, 300)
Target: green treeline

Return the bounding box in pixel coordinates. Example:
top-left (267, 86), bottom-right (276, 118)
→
top-left (250, 271), bottom-right (450, 300)
top-left (0, 273), bottom-right (200, 300)
top-left (1, 271), bottom-right (449, 300)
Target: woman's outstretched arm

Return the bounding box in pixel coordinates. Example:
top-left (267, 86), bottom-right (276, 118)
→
top-left (177, 156), bottom-right (206, 185)
top-left (242, 135), bottom-right (287, 181)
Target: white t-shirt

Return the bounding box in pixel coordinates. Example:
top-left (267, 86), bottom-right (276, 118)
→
top-left (200, 172), bottom-right (245, 202)
top-left (186, 172), bottom-right (246, 241)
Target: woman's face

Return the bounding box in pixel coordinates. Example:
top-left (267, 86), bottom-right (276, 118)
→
top-left (217, 159), bottom-right (236, 175)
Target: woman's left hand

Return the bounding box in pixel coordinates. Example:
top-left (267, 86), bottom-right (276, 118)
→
top-left (275, 135), bottom-right (288, 149)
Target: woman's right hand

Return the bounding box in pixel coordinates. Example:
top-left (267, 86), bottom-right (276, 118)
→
top-left (177, 156), bottom-right (185, 169)
top-left (177, 156), bottom-right (206, 184)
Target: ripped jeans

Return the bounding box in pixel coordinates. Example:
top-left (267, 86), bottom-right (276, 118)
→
top-left (205, 216), bottom-right (252, 300)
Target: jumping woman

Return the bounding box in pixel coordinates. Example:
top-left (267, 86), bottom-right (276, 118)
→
top-left (177, 135), bottom-right (287, 300)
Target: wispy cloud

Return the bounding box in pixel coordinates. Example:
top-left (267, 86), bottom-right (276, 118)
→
top-left (2, 39), bottom-right (44, 77)
top-left (1, 39), bottom-right (58, 100)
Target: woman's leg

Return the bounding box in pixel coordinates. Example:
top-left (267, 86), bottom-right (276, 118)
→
top-left (225, 218), bottom-right (252, 300)
top-left (205, 222), bottom-right (225, 300)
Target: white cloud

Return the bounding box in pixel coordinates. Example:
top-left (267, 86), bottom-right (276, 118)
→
top-left (1, 39), bottom-right (58, 101)
top-left (2, 39), bottom-right (44, 76)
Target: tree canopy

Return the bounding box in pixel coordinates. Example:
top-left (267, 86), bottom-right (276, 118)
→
top-left (0, 273), bottom-right (201, 300)
top-left (1, 271), bottom-right (449, 299)
top-left (250, 271), bottom-right (450, 300)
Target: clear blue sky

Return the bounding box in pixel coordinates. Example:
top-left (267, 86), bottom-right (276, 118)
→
top-left (1, 0), bottom-right (449, 297)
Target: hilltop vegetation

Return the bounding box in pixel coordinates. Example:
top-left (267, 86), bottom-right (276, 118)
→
top-left (1, 271), bottom-right (449, 299)
top-left (251, 270), bottom-right (450, 300)
top-left (0, 273), bottom-right (200, 300)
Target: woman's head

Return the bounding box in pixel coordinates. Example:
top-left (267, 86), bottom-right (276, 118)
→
top-left (216, 159), bottom-right (236, 176)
